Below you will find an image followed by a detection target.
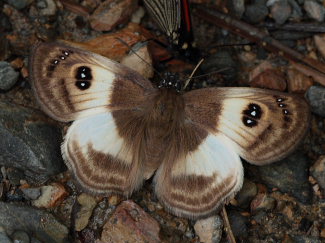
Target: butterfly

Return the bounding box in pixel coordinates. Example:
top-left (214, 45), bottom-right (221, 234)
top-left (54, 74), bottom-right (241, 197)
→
top-left (143, 0), bottom-right (199, 62)
top-left (29, 41), bottom-right (310, 219)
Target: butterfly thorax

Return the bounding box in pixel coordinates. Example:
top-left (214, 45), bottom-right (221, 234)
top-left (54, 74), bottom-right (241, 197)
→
top-left (148, 88), bottom-right (185, 126)
top-left (158, 72), bottom-right (182, 91)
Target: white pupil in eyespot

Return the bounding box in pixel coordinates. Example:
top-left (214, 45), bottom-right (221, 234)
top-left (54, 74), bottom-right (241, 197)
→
top-left (251, 110), bottom-right (256, 116)
top-left (81, 73), bottom-right (86, 78)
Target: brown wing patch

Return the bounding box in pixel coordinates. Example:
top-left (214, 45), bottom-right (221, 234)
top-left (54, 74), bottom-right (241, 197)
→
top-left (66, 141), bottom-right (134, 194)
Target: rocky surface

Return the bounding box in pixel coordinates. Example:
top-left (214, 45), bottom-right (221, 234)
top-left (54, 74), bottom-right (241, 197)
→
top-left (0, 202), bottom-right (68, 242)
top-left (0, 101), bottom-right (66, 182)
top-left (0, 0), bottom-right (325, 242)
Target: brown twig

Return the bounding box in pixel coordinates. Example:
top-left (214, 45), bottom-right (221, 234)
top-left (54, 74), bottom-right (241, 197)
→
top-left (261, 22), bottom-right (325, 33)
top-left (58, 0), bottom-right (91, 17)
top-left (221, 206), bottom-right (236, 243)
top-left (194, 5), bottom-right (325, 86)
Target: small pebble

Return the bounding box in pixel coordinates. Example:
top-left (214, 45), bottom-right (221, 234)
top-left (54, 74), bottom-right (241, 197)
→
top-left (90, 0), bottom-right (138, 31)
top-left (37, 0), bottom-right (57, 16)
top-left (314, 34), bottom-right (325, 59)
top-left (75, 193), bottom-right (97, 231)
top-left (21, 187), bottom-right (41, 200)
top-left (201, 50), bottom-right (238, 82)
top-left (131, 6), bottom-right (145, 24)
top-left (310, 156), bottom-right (325, 191)
top-left (286, 68), bottom-right (313, 93)
top-left (120, 43), bottom-right (153, 79)
top-left (227, 0), bottom-right (245, 18)
top-left (250, 68), bottom-right (287, 91)
top-left (99, 200), bottom-right (161, 243)
top-left (194, 215), bottom-right (223, 243)
top-left (304, 0), bottom-right (324, 22)
top-left (244, 0), bottom-right (269, 24)
top-left (288, 0), bottom-right (303, 20)
top-left (235, 179), bottom-right (258, 208)
top-left (108, 194), bottom-right (121, 206)
top-left (270, 0), bottom-right (292, 25)
top-left (11, 230), bottom-right (30, 243)
top-left (306, 86), bottom-right (325, 117)
top-left (0, 61), bottom-right (19, 90)
top-left (32, 183), bottom-right (68, 208)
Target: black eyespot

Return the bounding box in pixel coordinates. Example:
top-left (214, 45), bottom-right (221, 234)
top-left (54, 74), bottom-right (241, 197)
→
top-left (63, 50), bottom-right (70, 56)
top-left (243, 103), bottom-right (262, 119)
top-left (76, 66), bottom-right (92, 80)
top-left (75, 81), bottom-right (91, 90)
top-left (243, 117), bottom-right (258, 127)
top-left (60, 56), bottom-right (66, 60)
top-left (277, 98), bottom-right (283, 102)
top-left (52, 59), bottom-right (59, 65)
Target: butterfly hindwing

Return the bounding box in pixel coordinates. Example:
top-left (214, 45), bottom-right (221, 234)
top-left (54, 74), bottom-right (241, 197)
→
top-left (62, 113), bottom-right (145, 195)
top-left (183, 87), bottom-right (310, 165)
top-left (154, 133), bottom-right (243, 219)
top-left (30, 42), bottom-right (155, 122)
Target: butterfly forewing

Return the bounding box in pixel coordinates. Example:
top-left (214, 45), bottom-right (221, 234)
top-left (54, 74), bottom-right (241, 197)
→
top-left (30, 42), bottom-right (155, 122)
top-left (184, 87), bottom-right (310, 165)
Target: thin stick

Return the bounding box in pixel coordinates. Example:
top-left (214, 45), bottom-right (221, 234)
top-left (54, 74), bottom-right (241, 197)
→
top-left (261, 22), bottom-right (325, 33)
top-left (191, 67), bottom-right (230, 79)
top-left (221, 206), bottom-right (236, 243)
top-left (183, 58), bottom-right (204, 89)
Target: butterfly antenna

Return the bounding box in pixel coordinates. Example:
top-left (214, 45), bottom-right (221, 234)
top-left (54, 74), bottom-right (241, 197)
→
top-left (115, 37), bottom-right (165, 80)
top-left (183, 58), bottom-right (204, 90)
top-left (191, 67), bottom-right (230, 79)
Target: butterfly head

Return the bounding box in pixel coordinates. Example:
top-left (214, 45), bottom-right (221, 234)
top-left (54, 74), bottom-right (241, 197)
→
top-left (158, 72), bottom-right (182, 92)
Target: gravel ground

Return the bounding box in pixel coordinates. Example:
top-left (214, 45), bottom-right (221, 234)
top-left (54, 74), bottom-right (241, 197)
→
top-left (0, 0), bottom-right (325, 242)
